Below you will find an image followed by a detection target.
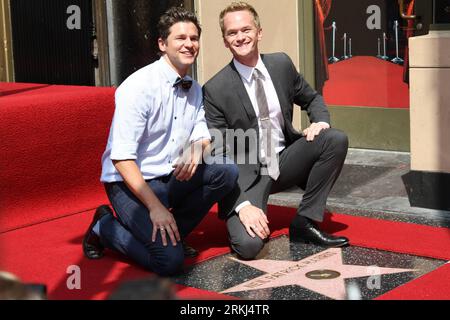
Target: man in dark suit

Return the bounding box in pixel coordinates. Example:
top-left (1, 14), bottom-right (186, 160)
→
top-left (203, 1), bottom-right (349, 260)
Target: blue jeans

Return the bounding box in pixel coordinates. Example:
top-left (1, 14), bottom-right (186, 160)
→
top-left (99, 161), bottom-right (238, 276)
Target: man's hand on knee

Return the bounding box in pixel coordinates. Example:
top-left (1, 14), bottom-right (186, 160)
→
top-left (238, 205), bottom-right (270, 240)
top-left (303, 122), bottom-right (330, 142)
top-left (150, 205), bottom-right (181, 247)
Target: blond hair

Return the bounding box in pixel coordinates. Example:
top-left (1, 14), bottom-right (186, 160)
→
top-left (219, 2), bottom-right (261, 36)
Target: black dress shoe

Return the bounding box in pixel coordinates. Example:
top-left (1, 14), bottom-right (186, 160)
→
top-left (182, 241), bottom-right (199, 258)
top-left (289, 217), bottom-right (349, 248)
top-left (83, 205), bottom-right (113, 259)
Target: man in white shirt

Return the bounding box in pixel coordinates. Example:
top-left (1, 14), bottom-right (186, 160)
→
top-left (82, 7), bottom-right (238, 276)
top-left (203, 2), bottom-right (349, 260)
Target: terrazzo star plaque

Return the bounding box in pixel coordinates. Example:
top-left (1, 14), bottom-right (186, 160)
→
top-left (221, 248), bottom-right (415, 300)
top-left (172, 236), bottom-right (447, 300)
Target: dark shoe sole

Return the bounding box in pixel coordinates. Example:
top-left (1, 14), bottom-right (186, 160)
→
top-left (82, 206), bottom-right (113, 259)
top-left (83, 226), bottom-right (105, 259)
top-left (83, 237), bottom-right (104, 259)
top-left (289, 233), bottom-right (350, 248)
top-left (182, 242), bottom-right (199, 258)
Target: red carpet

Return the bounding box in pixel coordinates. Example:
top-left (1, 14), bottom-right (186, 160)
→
top-left (1, 82), bottom-right (447, 300)
top-left (323, 56), bottom-right (410, 109)
top-left (0, 84), bottom-right (115, 233)
top-left (376, 263), bottom-right (450, 300)
top-left (0, 82), bottom-right (50, 97)
top-left (1, 205), bottom-right (449, 300)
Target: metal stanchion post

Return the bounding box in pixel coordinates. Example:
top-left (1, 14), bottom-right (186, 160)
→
top-left (381, 32), bottom-right (389, 60)
top-left (391, 20), bottom-right (404, 64)
top-left (376, 37), bottom-right (383, 58)
top-left (349, 38), bottom-right (353, 58)
top-left (341, 32), bottom-right (349, 60)
top-left (328, 21), bottom-right (340, 63)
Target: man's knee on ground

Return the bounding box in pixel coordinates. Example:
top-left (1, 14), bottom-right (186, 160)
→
top-left (232, 236), bottom-right (265, 260)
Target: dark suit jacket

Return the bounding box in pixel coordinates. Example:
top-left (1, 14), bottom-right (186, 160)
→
top-left (203, 52), bottom-right (330, 219)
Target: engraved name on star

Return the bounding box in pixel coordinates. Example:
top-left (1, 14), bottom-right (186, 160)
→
top-left (221, 248), bottom-right (416, 300)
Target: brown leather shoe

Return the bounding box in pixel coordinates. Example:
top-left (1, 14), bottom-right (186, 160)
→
top-left (83, 205), bottom-right (113, 259)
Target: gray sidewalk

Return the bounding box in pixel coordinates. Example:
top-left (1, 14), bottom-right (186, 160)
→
top-left (269, 148), bottom-right (450, 228)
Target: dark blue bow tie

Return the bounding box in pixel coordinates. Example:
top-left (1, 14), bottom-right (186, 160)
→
top-left (173, 77), bottom-right (193, 90)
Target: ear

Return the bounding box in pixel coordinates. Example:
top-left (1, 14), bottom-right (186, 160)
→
top-left (158, 38), bottom-right (166, 53)
top-left (257, 28), bottom-right (263, 42)
top-left (223, 36), bottom-right (231, 49)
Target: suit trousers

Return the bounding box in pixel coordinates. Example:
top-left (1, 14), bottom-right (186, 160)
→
top-left (98, 160), bottom-right (238, 276)
top-left (226, 128), bottom-right (348, 259)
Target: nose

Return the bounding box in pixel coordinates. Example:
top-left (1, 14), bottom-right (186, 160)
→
top-left (236, 31), bottom-right (245, 42)
top-left (184, 38), bottom-right (194, 48)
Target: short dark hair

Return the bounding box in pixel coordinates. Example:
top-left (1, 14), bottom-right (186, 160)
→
top-left (219, 2), bottom-right (260, 36)
top-left (157, 6), bottom-right (202, 42)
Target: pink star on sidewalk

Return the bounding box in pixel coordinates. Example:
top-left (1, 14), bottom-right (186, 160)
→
top-left (221, 248), bottom-right (416, 300)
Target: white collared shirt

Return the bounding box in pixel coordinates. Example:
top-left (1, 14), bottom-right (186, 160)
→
top-left (233, 56), bottom-right (330, 214)
top-left (100, 57), bottom-right (211, 183)
top-left (233, 57), bottom-right (287, 213)
top-left (233, 57), bottom-right (287, 160)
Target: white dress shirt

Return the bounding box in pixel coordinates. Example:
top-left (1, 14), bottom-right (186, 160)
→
top-left (233, 56), bottom-right (330, 213)
top-left (100, 57), bottom-right (211, 183)
top-left (233, 57), bottom-right (287, 159)
top-left (233, 57), bottom-right (287, 213)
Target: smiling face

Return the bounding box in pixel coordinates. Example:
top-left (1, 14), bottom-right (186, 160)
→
top-left (158, 21), bottom-right (200, 77)
top-left (222, 10), bottom-right (262, 67)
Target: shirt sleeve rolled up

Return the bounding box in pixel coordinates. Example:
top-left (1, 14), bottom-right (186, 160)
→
top-left (110, 85), bottom-right (150, 161)
top-left (189, 105), bottom-right (211, 143)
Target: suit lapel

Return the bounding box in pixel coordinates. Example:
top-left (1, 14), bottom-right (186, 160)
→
top-left (261, 54), bottom-right (290, 118)
top-left (228, 62), bottom-right (257, 122)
